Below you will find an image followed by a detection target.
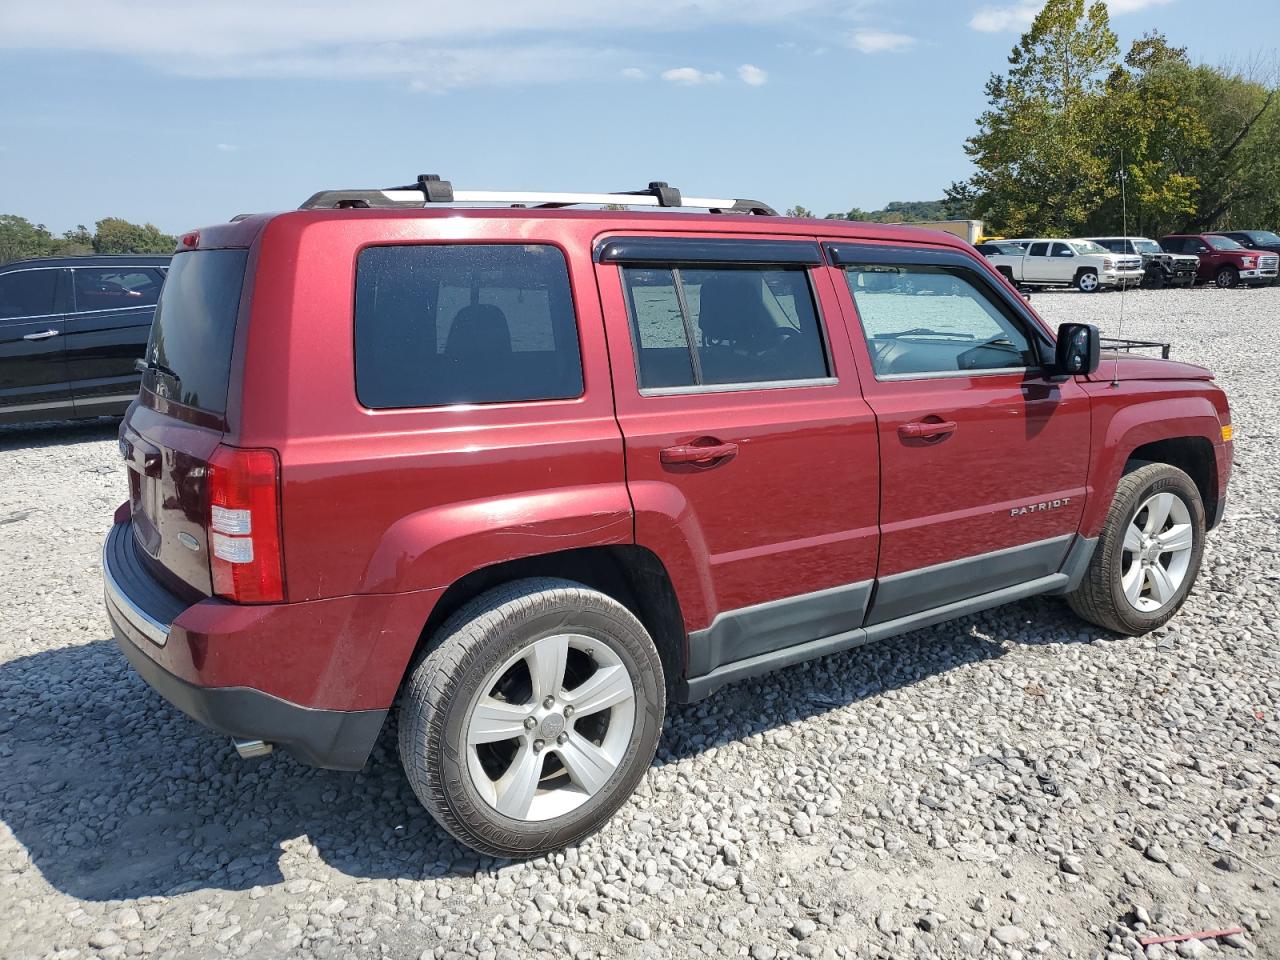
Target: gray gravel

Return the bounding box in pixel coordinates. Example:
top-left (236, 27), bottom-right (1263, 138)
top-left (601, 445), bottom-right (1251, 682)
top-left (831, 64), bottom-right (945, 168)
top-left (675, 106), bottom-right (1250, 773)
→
top-left (2, 285), bottom-right (1278, 960)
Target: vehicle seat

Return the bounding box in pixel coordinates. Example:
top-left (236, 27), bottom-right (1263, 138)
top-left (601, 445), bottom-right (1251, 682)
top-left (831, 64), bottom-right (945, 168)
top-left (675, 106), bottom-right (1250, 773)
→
top-left (445, 304), bottom-right (512, 362)
top-left (696, 276), bottom-right (778, 349)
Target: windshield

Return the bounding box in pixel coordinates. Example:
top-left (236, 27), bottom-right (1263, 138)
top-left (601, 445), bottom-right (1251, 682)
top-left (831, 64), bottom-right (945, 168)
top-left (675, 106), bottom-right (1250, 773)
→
top-left (1132, 239), bottom-right (1161, 255)
top-left (1071, 240), bottom-right (1107, 255)
top-left (1245, 231), bottom-right (1280, 245)
top-left (1205, 235), bottom-right (1244, 251)
top-left (144, 250), bottom-right (248, 414)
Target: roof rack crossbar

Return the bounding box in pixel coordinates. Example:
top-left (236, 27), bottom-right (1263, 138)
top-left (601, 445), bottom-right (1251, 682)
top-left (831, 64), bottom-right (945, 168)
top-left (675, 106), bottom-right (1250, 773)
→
top-left (299, 175), bottom-right (776, 216)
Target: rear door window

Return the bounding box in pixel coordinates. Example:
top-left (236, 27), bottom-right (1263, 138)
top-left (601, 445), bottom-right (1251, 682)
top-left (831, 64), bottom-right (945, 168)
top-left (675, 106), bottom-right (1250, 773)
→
top-left (354, 244), bottom-right (583, 408)
top-left (73, 268), bottom-right (164, 311)
top-left (144, 250), bottom-right (247, 414)
top-left (0, 269), bottom-right (59, 319)
top-left (1028, 242), bottom-right (1049, 257)
top-left (620, 265), bottom-right (829, 389)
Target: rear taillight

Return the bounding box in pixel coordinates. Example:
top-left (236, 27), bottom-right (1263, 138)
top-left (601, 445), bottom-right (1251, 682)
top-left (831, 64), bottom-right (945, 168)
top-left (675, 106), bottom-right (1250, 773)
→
top-left (207, 444), bottom-right (284, 603)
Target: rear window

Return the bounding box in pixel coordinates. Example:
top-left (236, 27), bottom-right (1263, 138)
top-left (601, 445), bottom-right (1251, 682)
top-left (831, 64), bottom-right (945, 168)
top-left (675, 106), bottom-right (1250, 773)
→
top-left (354, 244), bottom-right (583, 409)
top-left (144, 250), bottom-right (247, 414)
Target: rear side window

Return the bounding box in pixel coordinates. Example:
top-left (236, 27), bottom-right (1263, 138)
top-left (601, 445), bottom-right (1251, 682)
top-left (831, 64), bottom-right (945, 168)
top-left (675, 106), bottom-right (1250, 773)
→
top-left (354, 244), bottom-right (583, 408)
top-left (620, 265), bottom-right (829, 389)
top-left (1028, 242), bottom-right (1049, 257)
top-left (844, 264), bottom-right (1038, 378)
top-left (0, 269), bottom-right (58, 319)
top-left (73, 268), bottom-right (164, 311)
top-left (145, 250), bottom-right (247, 414)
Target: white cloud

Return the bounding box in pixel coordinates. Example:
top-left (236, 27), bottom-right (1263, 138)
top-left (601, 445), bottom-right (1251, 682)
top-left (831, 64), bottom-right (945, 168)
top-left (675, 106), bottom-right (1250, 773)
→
top-left (737, 63), bottom-right (768, 86)
top-left (215, 143), bottom-right (238, 152)
top-left (661, 66), bottom-right (724, 85)
top-left (620, 67), bottom-right (647, 80)
top-left (970, 0), bottom-right (1173, 32)
top-left (846, 29), bottom-right (915, 53)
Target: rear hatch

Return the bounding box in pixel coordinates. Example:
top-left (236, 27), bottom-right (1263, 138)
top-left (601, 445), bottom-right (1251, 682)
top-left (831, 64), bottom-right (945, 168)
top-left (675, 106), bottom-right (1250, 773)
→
top-left (120, 247), bottom-right (249, 600)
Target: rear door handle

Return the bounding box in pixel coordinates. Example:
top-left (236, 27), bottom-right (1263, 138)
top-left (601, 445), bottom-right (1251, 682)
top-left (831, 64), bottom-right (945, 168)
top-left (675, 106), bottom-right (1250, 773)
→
top-left (23, 329), bottom-right (59, 341)
top-left (898, 420), bottom-right (958, 440)
top-left (660, 441), bottom-right (739, 465)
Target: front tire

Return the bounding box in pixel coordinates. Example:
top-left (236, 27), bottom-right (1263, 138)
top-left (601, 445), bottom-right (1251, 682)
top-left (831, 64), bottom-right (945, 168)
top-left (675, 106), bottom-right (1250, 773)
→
top-left (398, 579), bottom-right (665, 858)
top-left (1067, 463), bottom-right (1205, 635)
top-left (1076, 270), bottom-right (1100, 292)
top-left (1215, 266), bottom-right (1239, 289)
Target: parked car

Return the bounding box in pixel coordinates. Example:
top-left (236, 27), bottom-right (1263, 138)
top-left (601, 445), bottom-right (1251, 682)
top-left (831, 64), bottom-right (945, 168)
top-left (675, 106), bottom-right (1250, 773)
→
top-left (982, 238), bottom-right (1143, 291)
top-left (1159, 233), bottom-right (1279, 288)
top-left (0, 255), bottom-right (170, 424)
top-left (1082, 236), bottom-right (1198, 289)
top-left (104, 176), bottom-right (1231, 858)
top-left (974, 240), bottom-right (1025, 257)
top-left (1209, 231), bottom-right (1280, 283)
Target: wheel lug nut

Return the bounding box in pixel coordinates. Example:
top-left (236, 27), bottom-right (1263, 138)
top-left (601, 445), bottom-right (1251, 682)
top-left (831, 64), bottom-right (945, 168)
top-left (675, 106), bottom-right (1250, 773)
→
top-left (523, 716), bottom-right (537, 730)
top-left (542, 696), bottom-right (555, 710)
top-left (533, 739), bottom-right (544, 752)
top-left (556, 732), bottom-right (568, 745)
top-left (563, 705), bottom-right (574, 718)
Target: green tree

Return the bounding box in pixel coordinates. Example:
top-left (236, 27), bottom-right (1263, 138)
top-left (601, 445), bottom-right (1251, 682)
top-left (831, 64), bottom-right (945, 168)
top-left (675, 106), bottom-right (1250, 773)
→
top-left (948, 0), bottom-right (1118, 235)
top-left (0, 215), bottom-right (62, 264)
top-left (785, 205), bottom-right (815, 218)
top-left (92, 217), bottom-right (176, 255)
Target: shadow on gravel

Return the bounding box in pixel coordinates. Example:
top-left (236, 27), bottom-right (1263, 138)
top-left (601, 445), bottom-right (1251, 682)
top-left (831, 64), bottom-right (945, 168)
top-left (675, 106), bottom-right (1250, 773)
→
top-left (0, 596), bottom-right (1093, 901)
top-left (0, 418), bottom-right (121, 452)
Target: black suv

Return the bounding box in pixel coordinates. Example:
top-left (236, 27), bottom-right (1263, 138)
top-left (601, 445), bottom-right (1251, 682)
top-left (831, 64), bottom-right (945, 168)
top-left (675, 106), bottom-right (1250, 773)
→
top-left (0, 255), bottom-right (169, 424)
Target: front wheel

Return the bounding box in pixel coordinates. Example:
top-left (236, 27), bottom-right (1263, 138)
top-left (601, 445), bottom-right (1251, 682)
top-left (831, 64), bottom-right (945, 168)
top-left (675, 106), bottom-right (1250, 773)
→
top-left (1215, 266), bottom-right (1239, 289)
top-left (1076, 270), bottom-right (1100, 292)
top-left (398, 579), bottom-right (665, 858)
top-left (1066, 463), bottom-right (1205, 635)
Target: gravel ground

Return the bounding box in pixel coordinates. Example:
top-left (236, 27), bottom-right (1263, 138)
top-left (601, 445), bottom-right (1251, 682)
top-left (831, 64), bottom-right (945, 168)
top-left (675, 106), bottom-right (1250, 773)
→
top-left (1, 285), bottom-right (1277, 960)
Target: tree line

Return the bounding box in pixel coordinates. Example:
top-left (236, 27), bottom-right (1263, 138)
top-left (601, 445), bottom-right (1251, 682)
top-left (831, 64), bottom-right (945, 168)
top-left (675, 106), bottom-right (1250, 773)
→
top-left (0, 214), bottom-right (176, 264)
top-left (794, 0), bottom-right (1278, 238)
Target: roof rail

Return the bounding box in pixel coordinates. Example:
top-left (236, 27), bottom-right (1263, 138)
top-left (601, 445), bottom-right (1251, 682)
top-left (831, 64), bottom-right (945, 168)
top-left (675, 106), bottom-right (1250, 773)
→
top-left (298, 174), bottom-right (777, 216)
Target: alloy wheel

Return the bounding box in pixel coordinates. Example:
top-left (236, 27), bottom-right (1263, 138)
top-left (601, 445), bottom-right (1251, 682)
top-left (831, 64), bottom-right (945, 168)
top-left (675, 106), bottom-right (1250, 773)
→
top-left (1119, 492), bottom-right (1194, 613)
top-left (465, 633), bottom-right (636, 822)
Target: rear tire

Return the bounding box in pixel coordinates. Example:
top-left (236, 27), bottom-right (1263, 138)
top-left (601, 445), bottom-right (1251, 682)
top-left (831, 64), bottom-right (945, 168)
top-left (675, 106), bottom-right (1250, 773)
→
top-left (1215, 266), bottom-right (1239, 289)
top-left (1076, 270), bottom-right (1100, 292)
top-left (1067, 463), bottom-right (1205, 636)
top-left (398, 578), bottom-right (665, 858)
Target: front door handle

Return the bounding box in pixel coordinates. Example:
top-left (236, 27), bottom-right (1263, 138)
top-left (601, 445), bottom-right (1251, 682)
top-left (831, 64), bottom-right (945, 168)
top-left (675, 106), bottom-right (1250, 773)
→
top-left (898, 420), bottom-right (958, 440)
top-left (660, 441), bottom-right (739, 465)
top-left (23, 329), bottom-right (60, 341)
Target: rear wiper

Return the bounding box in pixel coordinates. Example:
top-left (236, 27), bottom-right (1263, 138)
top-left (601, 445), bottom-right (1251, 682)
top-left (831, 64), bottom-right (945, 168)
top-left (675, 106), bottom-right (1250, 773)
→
top-left (134, 357), bottom-right (182, 385)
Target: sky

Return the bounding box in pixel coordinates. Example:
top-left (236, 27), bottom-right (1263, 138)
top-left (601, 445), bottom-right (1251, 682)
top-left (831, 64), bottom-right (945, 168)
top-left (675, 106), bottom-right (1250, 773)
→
top-left (0, 0), bottom-right (1276, 235)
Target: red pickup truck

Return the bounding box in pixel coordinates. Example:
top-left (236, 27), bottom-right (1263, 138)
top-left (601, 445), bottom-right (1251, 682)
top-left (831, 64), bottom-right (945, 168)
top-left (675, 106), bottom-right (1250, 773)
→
top-left (1159, 232), bottom-right (1279, 287)
top-left (104, 178), bottom-right (1232, 857)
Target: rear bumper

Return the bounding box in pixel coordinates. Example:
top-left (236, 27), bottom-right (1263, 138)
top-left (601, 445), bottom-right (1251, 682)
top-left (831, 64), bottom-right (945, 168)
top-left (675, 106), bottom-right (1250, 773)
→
top-left (103, 521), bottom-right (399, 770)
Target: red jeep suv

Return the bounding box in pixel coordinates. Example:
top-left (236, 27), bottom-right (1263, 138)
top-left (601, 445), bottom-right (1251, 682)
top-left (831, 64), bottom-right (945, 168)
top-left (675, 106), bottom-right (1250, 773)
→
top-left (105, 177), bottom-right (1232, 857)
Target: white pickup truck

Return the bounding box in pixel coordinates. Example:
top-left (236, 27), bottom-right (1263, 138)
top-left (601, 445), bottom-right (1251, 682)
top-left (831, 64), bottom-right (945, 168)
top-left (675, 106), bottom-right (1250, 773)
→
top-left (982, 238), bottom-right (1144, 292)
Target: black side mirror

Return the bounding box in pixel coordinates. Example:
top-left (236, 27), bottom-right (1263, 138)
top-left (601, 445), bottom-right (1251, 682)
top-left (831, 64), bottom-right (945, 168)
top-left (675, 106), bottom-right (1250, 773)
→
top-left (1055, 323), bottom-right (1100, 376)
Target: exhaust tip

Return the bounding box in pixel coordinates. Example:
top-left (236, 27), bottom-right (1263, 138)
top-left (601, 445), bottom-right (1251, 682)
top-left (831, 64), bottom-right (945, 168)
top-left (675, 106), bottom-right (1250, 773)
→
top-left (233, 738), bottom-right (274, 760)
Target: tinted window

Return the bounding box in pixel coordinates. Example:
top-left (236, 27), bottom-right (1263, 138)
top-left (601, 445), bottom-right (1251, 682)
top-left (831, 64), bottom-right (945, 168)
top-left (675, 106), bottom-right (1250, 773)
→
top-left (145, 250), bottom-right (247, 414)
top-left (1028, 242), bottom-right (1049, 257)
top-left (621, 265), bottom-right (829, 389)
top-left (1051, 242), bottom-right (1073, 257)
top-left (844, 265), bottom-right (1038, 378)
top-left (73, 268), bottom-right (164, 311)
top-left (0, 269), bottom-right (58, 319)
top-left (355, 244), bottom-right (582, 408)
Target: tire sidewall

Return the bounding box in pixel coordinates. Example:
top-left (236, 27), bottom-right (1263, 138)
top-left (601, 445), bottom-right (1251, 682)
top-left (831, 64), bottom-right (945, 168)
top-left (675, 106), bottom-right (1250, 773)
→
top-left (409, 587), bottom-right (664, 856)
top-left (1103, 469), bottom-right (1205, 633)
top-left (1077, 270), bottom-right (1099, 292)
top-left (1216, 267), bottom-right (1238, 288)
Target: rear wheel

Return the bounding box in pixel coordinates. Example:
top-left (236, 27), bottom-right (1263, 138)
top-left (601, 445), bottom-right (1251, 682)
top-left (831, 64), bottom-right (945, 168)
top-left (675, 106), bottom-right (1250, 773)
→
top-left (1067, 463), bottom-right (1205, 635)
top-left (1215, 266), bottom-right (1239, 288)
top-left (398, 579), bottom-right (665, 858)
top-left (1076, 270), bottom-right (1100, 292)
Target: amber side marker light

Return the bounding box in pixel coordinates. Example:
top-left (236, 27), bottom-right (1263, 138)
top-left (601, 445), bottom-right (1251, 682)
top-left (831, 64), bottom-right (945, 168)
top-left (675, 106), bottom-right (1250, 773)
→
top-left (1222, 425), bottom-right (1234, 442)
